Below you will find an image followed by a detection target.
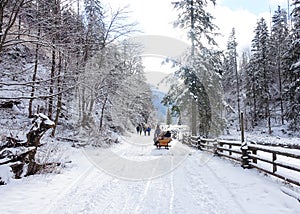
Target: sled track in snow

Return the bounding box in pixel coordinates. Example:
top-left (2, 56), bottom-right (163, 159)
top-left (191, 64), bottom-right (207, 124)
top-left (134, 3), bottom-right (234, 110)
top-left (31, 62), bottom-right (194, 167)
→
top-left (41, 134), bottom-right (300, 214)
top-left (45, 165), bottom-right (95, 213)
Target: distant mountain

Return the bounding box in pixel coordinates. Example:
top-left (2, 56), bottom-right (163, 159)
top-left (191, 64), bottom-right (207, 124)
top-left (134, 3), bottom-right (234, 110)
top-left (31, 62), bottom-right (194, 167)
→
top-left (144, 71), bottom-right (181, 123)
top-left (151, 87), bottom-right (167, 121)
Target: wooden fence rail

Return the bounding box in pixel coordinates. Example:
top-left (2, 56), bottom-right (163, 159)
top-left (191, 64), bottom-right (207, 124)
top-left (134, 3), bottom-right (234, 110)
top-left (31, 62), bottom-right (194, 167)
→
top-left (183, 135), bottom-right (300, 187)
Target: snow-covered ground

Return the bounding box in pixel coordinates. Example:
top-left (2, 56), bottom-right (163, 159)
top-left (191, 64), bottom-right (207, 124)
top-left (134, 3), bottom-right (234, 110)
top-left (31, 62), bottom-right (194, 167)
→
top-left (222, 127), bottom-right (300, 146)
top-left (0, 132), bottom-right (299, 214)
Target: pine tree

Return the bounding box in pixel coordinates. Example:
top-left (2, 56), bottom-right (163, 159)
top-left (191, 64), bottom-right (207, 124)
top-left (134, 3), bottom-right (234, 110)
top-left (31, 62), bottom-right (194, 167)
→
top-left (239, 50), bottom-right (251, 130)
top-left (223, 28), bottom-right (241, 128)
top-left (83, 0), bottom-right (105, 60)
top-left (166, 108), bottom-right (173, 125)
top-left (270, 6), bottom-right (289, 125)
top-left (168, 0), bottom-right (223, 136)
top-left (284, 0), bottom-right (300, 130)
top-left (247, 18), bottom-right (272, 133)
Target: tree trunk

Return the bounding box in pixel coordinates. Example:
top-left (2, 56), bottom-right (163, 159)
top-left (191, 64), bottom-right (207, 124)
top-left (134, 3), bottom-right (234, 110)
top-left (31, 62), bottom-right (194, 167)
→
top-left (28, 26), bottom-right (40, 117)
top-left (51, 51), bottom-right (63, 137)
top-left (48, 44), bottom-right (56, 119)
top-left (99, 95), bottom-right (108, 131)
top-left (278, 57), bottom-right (284, 125)
top-left (191, 98), bottom-right (197, 135)
top-left (234, 48), bottom-right (241, 130)
top-left (0, 0), bottom-right (25, 53)
top-left (252, 69), bottom-right (257, 125)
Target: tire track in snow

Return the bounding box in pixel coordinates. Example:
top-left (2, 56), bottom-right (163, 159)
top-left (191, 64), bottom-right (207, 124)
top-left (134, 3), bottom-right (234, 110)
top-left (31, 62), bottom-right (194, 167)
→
top-left (133, 153), bottom-right (162, 214)
top-left (185, 156), bottom-right (222, 212)
top-left (192, 151), bottom-right (248, 213)
top-left (45, 164), bottom-right (94, 214)
top-left (168, 156), bottom-right (175, 214)
top-left (47, 167), bottom-right (114, 214)
top-left (133, 153), bottom-right (179, 214)
top-left (204, 159), bottom-right (249, 213)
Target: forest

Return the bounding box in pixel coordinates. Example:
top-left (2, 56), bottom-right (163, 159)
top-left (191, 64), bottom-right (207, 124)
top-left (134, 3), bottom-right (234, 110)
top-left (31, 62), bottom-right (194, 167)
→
top-left (163, 0), bottom-right (300, 136)
top-left (0, 0), bottom-right (154, 140)
top-left (0, 0), bottom-right (155, 179)
top-left (0, 0), bottom-right (300, 180)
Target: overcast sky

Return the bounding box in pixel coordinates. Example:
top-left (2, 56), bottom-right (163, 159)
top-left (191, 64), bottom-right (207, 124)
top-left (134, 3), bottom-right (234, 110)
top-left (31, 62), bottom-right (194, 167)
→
top-left (101, 0), bottom-right (289, 75)
top-left (103, 0), bottom-right (289, 52)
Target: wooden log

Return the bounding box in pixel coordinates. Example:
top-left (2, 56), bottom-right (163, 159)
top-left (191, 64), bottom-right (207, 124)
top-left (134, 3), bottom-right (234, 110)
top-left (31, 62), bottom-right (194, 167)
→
top-left (0, 100), bottom-right (21, 108)
top-left (26, 114), bottom-right (55, 147)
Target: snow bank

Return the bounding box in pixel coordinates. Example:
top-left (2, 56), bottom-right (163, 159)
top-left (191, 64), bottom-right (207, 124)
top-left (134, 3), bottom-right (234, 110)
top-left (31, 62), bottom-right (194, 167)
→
top-left (0, 165), bottom-right (13, 184)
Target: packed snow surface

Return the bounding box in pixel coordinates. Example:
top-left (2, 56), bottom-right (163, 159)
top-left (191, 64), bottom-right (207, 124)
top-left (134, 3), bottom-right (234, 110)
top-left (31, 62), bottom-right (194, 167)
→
top-left (0, 132), bottom-right (299, 214)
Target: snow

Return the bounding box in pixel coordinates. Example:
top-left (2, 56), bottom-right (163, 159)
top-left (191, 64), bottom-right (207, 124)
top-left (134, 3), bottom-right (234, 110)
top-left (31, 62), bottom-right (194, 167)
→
top-left (12, 104), bottom-right (22, 114)
top-left (0, 165), bottom-right (13, 184)
top-left (0, 132), bottom-right (299, 214)
top-left (37, 113), bottom-right (55, 126)
top-left (281, 187), bottom-right (300, 202)
top-left (1, 146), bottom-right (35, 156)
top-left (223, 128), bottom-right (300, 146)
top-left (248, 144), bottom-right (300, 157)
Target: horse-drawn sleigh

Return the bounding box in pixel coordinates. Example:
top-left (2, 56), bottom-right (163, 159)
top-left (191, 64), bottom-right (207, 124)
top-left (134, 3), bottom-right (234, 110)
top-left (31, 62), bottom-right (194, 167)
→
top-left (154, 130), bottom-right (172, 149)
top-left (155, 137), bottom-right (172, 149)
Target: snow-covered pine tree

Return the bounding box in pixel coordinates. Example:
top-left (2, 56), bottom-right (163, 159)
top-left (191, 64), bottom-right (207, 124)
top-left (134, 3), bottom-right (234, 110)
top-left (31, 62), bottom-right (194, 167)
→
top-left (247, 18), bottom-right (272, 133)
top-left (168, 0), bottom-right (224, 136)
top-left (166, 108), bottom-right (173, 125)
top-left (245, 56), bottom-right (257, 128)
top-left (172, 0), bottom-right (217, 49)
top-left (269, 6), bottom-right (289, 125)
top-left (284, 0), bottom-right (300, 130)
top-left (239, 50), bottom-right (251, 130)
top-left (83, 0), bottom-right (105, 58)
top-left (223, 28), bottom-right (241, 128)
top-left (161, 77), bottom-right (191, 127)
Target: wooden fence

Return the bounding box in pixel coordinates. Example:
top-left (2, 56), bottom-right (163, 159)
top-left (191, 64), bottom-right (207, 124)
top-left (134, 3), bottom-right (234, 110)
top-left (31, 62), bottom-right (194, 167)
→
top-left (183, 135), bottom-right (300, 187)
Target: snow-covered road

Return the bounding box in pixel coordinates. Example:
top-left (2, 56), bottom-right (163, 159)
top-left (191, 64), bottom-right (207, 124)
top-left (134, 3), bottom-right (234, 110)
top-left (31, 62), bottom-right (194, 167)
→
top-left (1, 133), bottom-right (299, 214)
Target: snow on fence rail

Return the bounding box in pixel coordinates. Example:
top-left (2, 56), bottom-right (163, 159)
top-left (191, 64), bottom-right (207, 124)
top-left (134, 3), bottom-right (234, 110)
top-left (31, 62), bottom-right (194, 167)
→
top-left (183, 135), bottom-right (300, 187)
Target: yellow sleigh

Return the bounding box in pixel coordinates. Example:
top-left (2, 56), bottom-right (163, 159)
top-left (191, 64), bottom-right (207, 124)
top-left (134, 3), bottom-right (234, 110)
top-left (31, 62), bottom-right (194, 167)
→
top-left (156, 137), bottom-right (172, 149)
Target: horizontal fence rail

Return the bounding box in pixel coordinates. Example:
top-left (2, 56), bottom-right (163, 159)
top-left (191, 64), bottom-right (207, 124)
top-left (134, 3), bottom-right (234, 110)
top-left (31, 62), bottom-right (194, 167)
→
top-left (183, 135), bottom-right (300, 187)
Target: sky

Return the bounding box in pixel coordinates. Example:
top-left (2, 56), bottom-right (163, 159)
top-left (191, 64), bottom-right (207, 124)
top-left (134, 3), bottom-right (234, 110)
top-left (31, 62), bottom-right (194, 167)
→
top-left (103, 0), bottom-right (289, 51)
top-left (101, 0), bottom-right (289, 75)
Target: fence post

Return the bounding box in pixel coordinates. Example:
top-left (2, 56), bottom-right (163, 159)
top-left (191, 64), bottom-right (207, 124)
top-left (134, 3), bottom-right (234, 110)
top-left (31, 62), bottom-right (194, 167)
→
top-left (213, 140), bottom-right (218, 155)
top-left (240, 112), bottom-right (250, 168)
top-left (182, 134), bottom-right (188, 145)
top-left (272, 153), bottom-right (277, 173)
top-left (219, 142), bottom-right (223, 153)
top-left (241, 112), bottom-right (245, 143)
top-left (241, 143), bottom-right (250, 168)
top-left (197, 136), bottom-right (202, 150)
top-left (252, 149), bottom-right (257, 164)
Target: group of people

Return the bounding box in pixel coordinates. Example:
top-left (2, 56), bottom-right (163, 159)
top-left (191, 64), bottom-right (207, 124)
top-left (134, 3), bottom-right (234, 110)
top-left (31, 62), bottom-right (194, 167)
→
top-left (136, 124), bottom-right (151, 136)
top-left (136, 123), bottom-right (172, 145)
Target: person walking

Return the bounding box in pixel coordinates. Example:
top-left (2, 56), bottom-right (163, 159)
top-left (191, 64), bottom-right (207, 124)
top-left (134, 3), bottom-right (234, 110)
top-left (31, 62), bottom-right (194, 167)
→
top-left (139, 124), bottom-right (142, 135)
top-left (153, 125), bottom-right (161, 145)
top-left (146, 126), bottom-right (151, 136)
top-left (143, 124), bottom-right (147, 136)
top-left (136, 125), bottom-right (140, 134)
